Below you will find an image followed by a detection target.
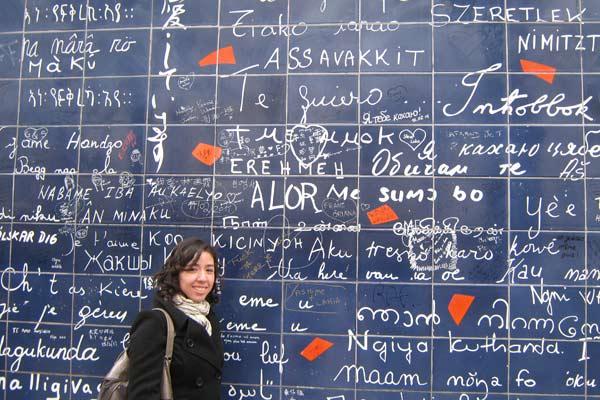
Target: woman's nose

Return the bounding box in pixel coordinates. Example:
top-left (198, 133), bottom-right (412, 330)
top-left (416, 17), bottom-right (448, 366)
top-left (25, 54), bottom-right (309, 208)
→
top-left (195, 270), bottom-right (207, 280)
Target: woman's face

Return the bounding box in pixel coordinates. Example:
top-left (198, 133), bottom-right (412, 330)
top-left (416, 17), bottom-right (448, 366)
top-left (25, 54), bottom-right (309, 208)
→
top-left (178, 251), bottom-right (215, 302)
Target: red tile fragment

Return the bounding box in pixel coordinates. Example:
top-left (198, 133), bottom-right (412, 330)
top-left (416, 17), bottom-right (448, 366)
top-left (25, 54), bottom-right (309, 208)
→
top-left (448, 294), bottom-right (475, 326)
top-left (300, 337), bottom-right (334, 361)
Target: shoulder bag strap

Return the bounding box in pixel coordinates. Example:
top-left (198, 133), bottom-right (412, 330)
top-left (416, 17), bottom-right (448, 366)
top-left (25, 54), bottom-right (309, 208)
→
top-left (153, 308), bottom-right (175, 400)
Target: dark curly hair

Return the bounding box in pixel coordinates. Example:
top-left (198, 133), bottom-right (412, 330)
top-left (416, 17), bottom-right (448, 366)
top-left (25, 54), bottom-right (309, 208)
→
top-left (154, 237), bottom-right (220, 304)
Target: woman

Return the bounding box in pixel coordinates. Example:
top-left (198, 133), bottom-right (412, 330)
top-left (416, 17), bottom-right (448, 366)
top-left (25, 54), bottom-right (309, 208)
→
top-left (127, 237), bottom-right (224, 399)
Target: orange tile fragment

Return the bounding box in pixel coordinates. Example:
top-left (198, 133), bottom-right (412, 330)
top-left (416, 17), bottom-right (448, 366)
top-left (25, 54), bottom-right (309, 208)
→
top-left (198, 45), bottom-right (236, 67)
top-left (520, 59), bottom-right (556, 84)
top-left (367, 204), bottom-right (399, 225)
top-left (192, 142), bottom-right (222, 166)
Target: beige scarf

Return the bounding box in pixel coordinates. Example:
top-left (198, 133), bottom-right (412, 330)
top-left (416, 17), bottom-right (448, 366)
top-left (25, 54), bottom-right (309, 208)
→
top-left (172, 294), bottom-right (212, 336)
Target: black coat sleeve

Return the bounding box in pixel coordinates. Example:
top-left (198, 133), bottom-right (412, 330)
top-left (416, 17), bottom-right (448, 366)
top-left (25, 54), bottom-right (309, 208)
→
top-left (126, 310), bottom-right (167, 400)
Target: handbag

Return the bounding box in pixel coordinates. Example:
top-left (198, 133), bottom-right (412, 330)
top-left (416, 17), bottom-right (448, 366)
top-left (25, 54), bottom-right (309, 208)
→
top-left (98, 308), bottom-right (175, 400)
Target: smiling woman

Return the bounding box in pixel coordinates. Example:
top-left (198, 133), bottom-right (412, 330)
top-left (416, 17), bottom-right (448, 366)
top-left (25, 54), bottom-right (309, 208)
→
top-left (126, 237), bottom-right (224, 400)
top-left (178, 251), bottom-right (216, 303)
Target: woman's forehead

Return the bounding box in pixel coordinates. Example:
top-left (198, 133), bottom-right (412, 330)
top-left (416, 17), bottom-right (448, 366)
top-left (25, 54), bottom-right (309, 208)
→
top-left (188, 250), bottom-right (215, 265)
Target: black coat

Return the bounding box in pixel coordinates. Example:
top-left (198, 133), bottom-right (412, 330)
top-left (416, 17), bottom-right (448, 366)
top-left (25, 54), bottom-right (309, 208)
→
top-left (127, 294), bottom-right (224, 400)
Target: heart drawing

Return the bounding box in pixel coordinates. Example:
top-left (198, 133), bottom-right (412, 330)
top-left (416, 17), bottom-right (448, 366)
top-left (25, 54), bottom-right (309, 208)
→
top-left (321, 197), bottom-right (357, 223)
top-left (288, 124), bottom-right (328, 167)
top-left (399, 128), bottom-right (427, 151)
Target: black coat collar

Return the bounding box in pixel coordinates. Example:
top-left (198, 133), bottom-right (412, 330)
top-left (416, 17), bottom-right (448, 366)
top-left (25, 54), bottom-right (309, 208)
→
top-left (153, 293), bottom-right (224, 371)
top-left (153, 294), bottom-right (190, 330)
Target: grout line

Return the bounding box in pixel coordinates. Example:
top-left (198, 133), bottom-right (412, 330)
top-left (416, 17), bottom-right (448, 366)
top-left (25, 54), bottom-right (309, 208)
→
top-left (578, 0), bottom-right (589, 398)
top-left (137, 0), bottom-right (155, 323)
top-left (429, 0), bottom-right (436, 397)
top-left (355, 3), bottom-right (362, 400)
top-left (66, 1), bottom-right (91, 397)
top-left (3, 1), bottom-right (31, 398)
top-left (504, 0), bottom-right (512, 394)
top-left (278, 1), bottom-right (290, 397)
